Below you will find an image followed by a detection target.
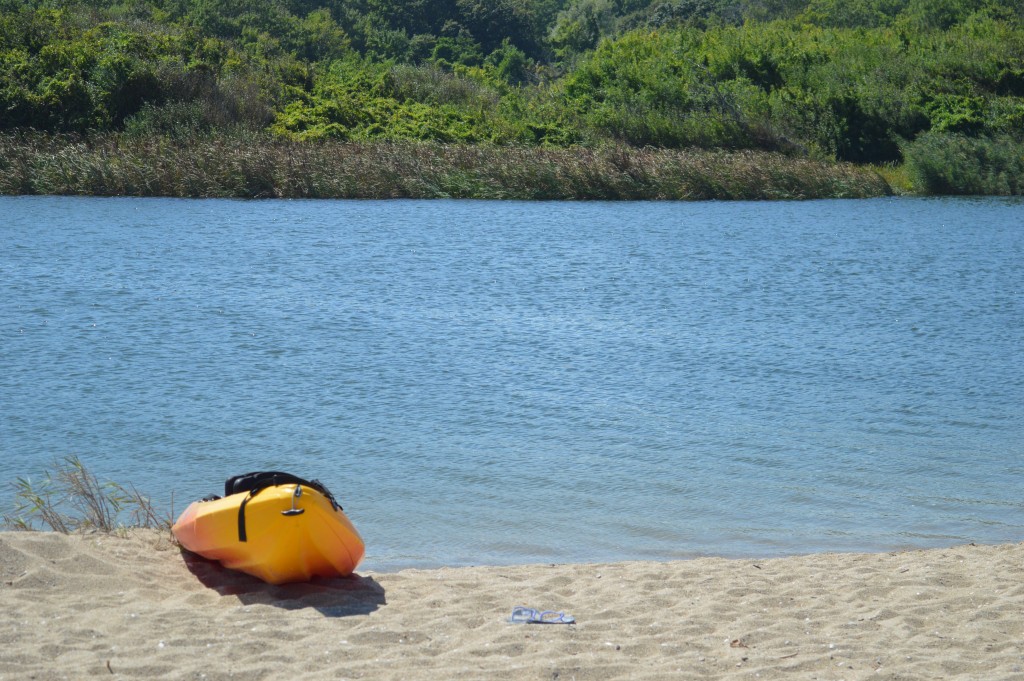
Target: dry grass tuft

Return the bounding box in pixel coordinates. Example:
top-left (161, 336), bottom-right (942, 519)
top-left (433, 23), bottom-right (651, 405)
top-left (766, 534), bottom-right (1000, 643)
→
top-left (2, 456), bottom-right (171, 534)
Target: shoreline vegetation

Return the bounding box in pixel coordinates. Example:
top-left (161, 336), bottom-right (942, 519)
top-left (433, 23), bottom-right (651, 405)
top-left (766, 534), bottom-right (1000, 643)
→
top-left (2, 0), bottom-right (1023, 200)
top-left (0, 133), bottom-right (895, 200)
top-left (2, 456), bottom-right (170, 534)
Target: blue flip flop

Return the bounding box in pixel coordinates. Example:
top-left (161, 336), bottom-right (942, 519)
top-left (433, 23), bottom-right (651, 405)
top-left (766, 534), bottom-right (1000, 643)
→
top-left (510, 606), bottom-right (575, 624)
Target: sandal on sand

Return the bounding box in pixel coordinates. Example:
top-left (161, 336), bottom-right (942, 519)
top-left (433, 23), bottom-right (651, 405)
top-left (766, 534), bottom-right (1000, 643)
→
top-left (509, 606), bottom-right (575, 624)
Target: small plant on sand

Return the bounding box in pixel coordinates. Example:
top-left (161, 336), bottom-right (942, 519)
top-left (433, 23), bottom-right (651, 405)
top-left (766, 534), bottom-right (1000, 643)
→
top-left (2, 456), bottom-right (171, 534)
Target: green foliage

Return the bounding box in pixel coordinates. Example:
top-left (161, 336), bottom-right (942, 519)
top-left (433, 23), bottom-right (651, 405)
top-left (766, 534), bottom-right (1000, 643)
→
top-left (801, 0), bottom-right (909, 28)
top-left (561, 29), bottom-right (750, 148)
top-left (292, 9), bottom-right (352, 62)
top-left (0, 0), bottom-right (1022, 194)
top-left (484, 39), bottom-right (532, 84)
top-left (903, 131), bottom-right (1024, 195)
top-left (430, 34), bottom-right (484, 67)
top-left (268, 58), bottom-right (514, 143)
top-left (550, 0), bottom-right (612, 58)
top-left (455, 0), bottom-right (540, 55)
top-left (387, 63), bottom-right (499, 107)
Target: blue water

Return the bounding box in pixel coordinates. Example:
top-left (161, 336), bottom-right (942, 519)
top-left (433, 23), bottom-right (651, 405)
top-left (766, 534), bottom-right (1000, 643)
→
top-left (1, 196), bottom-right (1021, 571)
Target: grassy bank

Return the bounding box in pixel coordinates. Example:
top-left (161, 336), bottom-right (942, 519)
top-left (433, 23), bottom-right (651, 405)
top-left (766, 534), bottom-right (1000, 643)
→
top-left (0, 133), bottom-right (893, 201)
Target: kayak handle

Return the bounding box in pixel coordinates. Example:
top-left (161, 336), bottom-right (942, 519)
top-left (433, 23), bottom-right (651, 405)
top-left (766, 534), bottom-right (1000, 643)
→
top-left (282, 484), bottom-right (305, 516)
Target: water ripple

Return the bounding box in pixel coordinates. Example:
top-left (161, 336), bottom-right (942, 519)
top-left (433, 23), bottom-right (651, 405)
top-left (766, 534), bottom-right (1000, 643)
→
top-left (1, 196), bottom-right (1022, 570)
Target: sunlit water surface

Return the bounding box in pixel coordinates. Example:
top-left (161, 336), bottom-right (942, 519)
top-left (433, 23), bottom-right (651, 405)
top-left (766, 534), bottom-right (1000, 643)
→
top-left (1, 196), bottom-right (1021, 571)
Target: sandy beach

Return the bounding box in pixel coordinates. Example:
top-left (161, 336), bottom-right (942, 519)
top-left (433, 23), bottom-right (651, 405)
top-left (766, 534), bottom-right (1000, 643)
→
top-left (1, 531), bottom-right (1021, 680)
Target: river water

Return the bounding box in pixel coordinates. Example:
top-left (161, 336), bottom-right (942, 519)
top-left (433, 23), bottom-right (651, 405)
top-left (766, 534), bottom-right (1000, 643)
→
top-left (1, 196), bottom-right (1021, 570)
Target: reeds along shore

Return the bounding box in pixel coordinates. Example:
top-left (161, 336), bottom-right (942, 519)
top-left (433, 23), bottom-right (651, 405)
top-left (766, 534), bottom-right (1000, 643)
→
top-left (0, 133), bottom-right (893, 200)
top-left (1, 531), bottom-right (1022, 681)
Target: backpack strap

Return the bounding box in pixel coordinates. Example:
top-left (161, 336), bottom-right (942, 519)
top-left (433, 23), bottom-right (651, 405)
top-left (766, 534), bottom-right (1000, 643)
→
top-left (237, 488), bottom-right (262, 543)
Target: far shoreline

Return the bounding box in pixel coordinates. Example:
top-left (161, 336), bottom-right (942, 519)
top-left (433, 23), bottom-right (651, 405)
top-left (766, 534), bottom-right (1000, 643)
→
top-left (1, 134), bottom-right (897, 201)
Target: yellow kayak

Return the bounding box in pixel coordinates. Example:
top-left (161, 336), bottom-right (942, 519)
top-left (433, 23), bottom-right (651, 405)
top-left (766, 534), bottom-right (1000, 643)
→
top-left (172, 474), bottom-right (364, 585)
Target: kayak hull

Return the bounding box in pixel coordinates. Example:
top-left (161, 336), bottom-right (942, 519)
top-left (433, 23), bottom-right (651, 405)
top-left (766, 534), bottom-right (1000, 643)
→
top-left (172, 484), bottom-right (365, 584)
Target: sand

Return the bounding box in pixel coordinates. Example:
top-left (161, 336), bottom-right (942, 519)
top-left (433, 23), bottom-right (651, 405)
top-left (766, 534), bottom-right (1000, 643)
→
top-left (0, 531), bottom-right (1021, 680)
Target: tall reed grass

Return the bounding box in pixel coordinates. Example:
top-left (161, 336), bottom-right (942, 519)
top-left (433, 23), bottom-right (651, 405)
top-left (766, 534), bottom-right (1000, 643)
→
top-left (0, 131), bottom-right (893, 200)
top-left (2, 456), bottom-right (170, 534)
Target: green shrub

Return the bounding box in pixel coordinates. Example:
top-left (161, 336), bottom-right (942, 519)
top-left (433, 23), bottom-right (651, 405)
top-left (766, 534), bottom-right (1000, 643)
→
top-left (903, 131), bottom-right (1024, 195)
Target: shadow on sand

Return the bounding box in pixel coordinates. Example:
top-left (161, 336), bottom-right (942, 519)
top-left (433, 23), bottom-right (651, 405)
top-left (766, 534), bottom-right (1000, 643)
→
top-left (180, 548), bottom-right (386, 617)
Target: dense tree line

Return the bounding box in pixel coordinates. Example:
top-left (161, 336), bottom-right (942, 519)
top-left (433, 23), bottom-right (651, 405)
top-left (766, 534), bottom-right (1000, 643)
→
top-left (1, 0), bottom-right (1022, 193)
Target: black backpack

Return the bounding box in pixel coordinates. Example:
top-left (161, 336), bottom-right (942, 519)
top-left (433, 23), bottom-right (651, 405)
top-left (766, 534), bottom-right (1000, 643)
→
top-left (223, 471), bottom-right (340, 507)
top-left (205, 471), bottom-right (343, 542)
